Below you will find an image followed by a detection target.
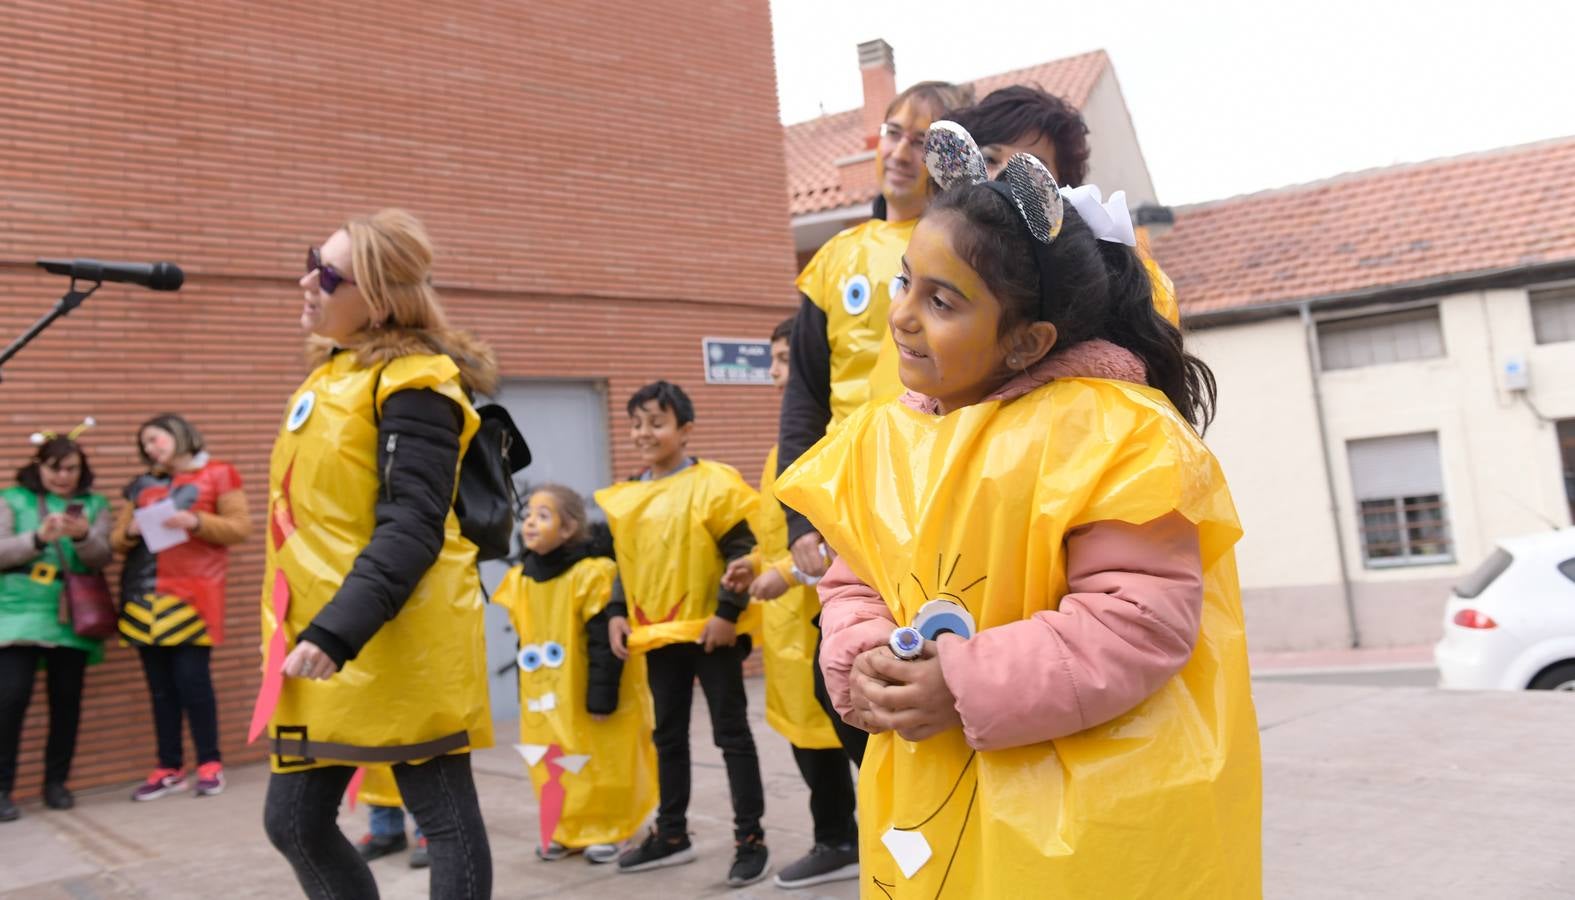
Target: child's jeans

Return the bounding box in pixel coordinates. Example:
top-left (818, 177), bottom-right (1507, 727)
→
top-left (369, 803), bottom-right (423, 839)
top-left (645, 635), bottom-right (765, 842)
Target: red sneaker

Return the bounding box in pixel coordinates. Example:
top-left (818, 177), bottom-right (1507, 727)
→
top-left (131, 768), bottom-right (187, 802)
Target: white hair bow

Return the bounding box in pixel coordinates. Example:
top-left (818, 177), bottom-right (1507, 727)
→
top-left (1058, 185), bottom-right (1136, 247)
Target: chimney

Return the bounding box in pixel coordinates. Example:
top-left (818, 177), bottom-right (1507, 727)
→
top-left (858, 39), bottom-right (896, 150)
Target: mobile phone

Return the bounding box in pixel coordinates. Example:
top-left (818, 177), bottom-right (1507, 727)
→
top-left (65, 502), bottom-right (84, 517)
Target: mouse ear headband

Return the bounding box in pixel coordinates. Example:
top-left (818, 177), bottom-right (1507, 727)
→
top-left (923, 120), bottom-right (1135, 247)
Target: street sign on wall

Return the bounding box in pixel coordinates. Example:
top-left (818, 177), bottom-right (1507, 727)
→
top-left (702, 337), bottom-right (774, 385)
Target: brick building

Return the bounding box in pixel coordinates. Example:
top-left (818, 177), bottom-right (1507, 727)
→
top-left (0, 0), bottom-right (796, 796)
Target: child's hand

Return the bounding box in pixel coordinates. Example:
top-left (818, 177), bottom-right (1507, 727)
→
top-left (859, 640), bottom-right (962, 743)
top-left (721, 557), bottom-right (755, 593)
top-left (748, 569), bottom-right (789, 600)
top-left (608, 616), bottom-right (631, 661)
top-left (698, 615), bottom-right (737, 653)
top-left (790, 532), bottom-right (829, 578)
top-left (846, 647), bottom-right (893, 735)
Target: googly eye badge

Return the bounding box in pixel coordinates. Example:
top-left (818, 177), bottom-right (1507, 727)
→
top-left (842, 274), bottom-right (873, 315)
top-left (518, 644), bottom-right (544, 672)
top-left (542, 641), bottom-right (565, 669)
top-left (888, 626), bottom-right (924, 660)
top-left (912, 599), bottom-right (976, 641)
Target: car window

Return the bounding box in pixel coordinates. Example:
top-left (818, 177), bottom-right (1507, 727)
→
top-left (1454, 548), bottom-right (1513, 598)
top-left (1559, 557), bottom-right (1575, 585)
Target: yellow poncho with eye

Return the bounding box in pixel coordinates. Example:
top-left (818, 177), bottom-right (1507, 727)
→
top-left (750, 445), bottom-right (840, 750)
top-left (594, 460), bottom-right (762, 653)
top-left (777, 378), bottom-right (1261, 899)
top-left (493, 556), bottom-right (658, 850)
top-left (797, 218), bottom-right (916, 419)
top-left (259, 353), bottom-right (492, 772)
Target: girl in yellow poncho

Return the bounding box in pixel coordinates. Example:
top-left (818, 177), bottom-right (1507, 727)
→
top-left (491, 484), bottom-right (657, 865)
top-left (776, 124), bottom-right (1261, 899)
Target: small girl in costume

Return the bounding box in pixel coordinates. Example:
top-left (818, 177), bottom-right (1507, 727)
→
top-left (776, 123), bottom-right (1262, 899)
top-left (492, 484), bottom-right (657, 864)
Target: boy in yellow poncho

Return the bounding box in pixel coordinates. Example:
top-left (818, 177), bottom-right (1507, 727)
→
top-left (594, 381), bottom-right (771, 887)
top-left (492, 484), bottom-right (657, 864)
top-left (777, 124), bottom-right (1261, 898)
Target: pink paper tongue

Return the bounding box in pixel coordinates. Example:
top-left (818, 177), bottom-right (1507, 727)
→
top-left (248, 569), bottom-right (291, 743)
top-left (539, 744), bottom-right (566, 853)
top-left (345, 767), bottom-right (367, 811)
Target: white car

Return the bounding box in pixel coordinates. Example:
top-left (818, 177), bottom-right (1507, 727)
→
top-left (1435, 528), bottom-right (1575, 691)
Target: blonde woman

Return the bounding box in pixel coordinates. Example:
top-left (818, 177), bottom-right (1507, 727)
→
top-left (257, 209), bottom-right (497, 899)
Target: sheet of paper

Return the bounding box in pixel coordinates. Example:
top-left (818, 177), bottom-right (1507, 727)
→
top-left (882, 827), bottom-right (932, 879)
top-left (133, 498), bottom-right (190, 553)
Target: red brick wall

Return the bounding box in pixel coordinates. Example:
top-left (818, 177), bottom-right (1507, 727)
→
top-left (0, 0), bottom-right (794, 798)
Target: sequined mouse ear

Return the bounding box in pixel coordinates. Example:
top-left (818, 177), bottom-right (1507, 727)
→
top-left (1000, 153), bottom-right (1064, 244)
top-left (924, 120), bottom-right (988, 192)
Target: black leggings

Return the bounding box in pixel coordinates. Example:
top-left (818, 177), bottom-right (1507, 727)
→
top-left (137, 645), bottom-right (220, 769)
top-left (0, 645), bottom-right (88, 793)
top-left (264, 753), bottom-right (491, 900)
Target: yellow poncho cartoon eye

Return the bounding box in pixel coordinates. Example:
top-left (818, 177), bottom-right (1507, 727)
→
top-left (259, 353), bottom-right (492, 772)
top-left (595, 460), bottom-right (763, 653)
top-left (494, 557), bottom-right (657, 852)
top-left (777, 378), bottom-right (1261, 899)
top-left (796, 218), bottom-right (917, 421)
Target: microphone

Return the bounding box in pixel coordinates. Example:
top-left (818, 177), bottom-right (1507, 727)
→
top-left (36, 259), bottom-right (185, 292)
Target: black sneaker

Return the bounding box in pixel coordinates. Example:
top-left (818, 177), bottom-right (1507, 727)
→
top-left (43, 782), bottom-right (74, 810)
top-left (774, 842), bottom-right (858, 889)
top-left (726, 834), bottom-right (770, 887)
top-left (0, 792), bottom-right (18, 822)
top-left (616, 830), bottom-right (696, 873)
top-left (356, 832), bottom-right (408, 861)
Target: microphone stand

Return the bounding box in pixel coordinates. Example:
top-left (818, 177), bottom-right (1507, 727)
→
top-left (0, 278), bottom-right (102, 384)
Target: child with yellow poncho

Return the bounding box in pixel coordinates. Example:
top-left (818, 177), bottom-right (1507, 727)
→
top-left (744, 318), bottom-right (858, 890)
top-left (776, 123), bottom-right (1262, 899)
top-left (491, 484), bottom-right (656, 865)
top-left (594, 381), bottom-right (772, 888)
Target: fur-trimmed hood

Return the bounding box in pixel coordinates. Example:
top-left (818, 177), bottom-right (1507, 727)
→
top-left (309, 326), bottom-right (498, 396)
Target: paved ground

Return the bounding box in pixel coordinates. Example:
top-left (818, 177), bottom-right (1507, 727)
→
top-left (3, 663), bottom-right (1571, 899)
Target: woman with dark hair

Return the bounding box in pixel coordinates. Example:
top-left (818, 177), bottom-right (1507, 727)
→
top-left (0, 422), bottom-right (112, 821)
top-left (112, 413), bottom-right (251, 802)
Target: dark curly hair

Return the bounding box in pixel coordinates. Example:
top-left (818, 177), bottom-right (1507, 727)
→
top-left (16, 436), bottom-right (94, 494)
top-left (952, 85), bottom-right (1092, 188)
top-left (626, 380), bottom-right (695, 427)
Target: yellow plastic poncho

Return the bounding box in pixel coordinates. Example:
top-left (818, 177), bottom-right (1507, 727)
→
top-left (357, 765), bottom-right (402, 809)
top-left (777, 378), bottom-right (1262, 899)
top-left (797, 218), bottom-right (916, 419)
top-left (595, 460), bottom-right (762, 654)
top-left (493, 556), bottom-right (658, 849)
top-left (261, 352), bottom-right (493, 772)
top-left (749, 446), bottom-right (840, 750)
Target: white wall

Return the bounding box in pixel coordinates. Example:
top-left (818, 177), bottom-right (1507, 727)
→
top-left (1081, 68), bottom-right (1158, 206)
top-left (1189, 286), bottom-right (1575, 650)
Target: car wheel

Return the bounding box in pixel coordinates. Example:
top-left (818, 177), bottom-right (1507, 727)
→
top-left (1528, 661), bottom-right (1575, 691)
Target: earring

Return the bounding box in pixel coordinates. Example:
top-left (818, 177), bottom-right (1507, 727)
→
top-left (1007, 355), bottom-right (1020, 367)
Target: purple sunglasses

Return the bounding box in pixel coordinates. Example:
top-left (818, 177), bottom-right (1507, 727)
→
top-left (307, 246), bottom-right (354, 294)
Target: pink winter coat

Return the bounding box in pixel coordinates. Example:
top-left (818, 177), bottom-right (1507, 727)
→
top-left (816, 341), bottom-right (1206, 751)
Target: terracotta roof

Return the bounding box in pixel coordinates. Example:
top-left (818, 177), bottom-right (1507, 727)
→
top-left (783, 50), bottom-right (1111, 216)
top-left (1151, 136), bottom-right (1575, 317)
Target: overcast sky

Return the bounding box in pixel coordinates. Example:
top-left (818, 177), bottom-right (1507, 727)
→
top-left (769, 0), bottom-right (1575, 206)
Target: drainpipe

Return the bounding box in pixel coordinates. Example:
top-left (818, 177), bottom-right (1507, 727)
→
top-left (1301, 301), bottom-right (1362, 648)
